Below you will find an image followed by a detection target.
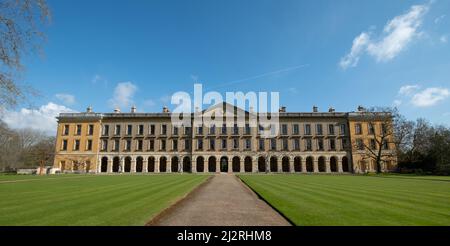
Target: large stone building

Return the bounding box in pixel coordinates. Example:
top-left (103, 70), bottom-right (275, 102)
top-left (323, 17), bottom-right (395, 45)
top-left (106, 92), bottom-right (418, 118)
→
top-left (53, 103), bottom-right (397, 174)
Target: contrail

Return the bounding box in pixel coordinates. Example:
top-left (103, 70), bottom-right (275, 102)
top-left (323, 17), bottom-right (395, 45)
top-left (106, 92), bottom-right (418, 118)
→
top-left (208, 64), bottom-right (309, 90)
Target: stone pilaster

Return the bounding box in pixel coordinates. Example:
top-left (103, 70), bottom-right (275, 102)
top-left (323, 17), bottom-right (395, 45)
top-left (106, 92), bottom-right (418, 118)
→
top-left (155, 158), bottom-right (160, 173)
top-left (301, 160), bottom-right (307, 173)
top-left (143, 159), bottom-right (148, 173)
top-left (167, 159), bottom-right (172, 173)
top-left (107, 159), bottom-right (113, 173)
top-left (277, 158), bottom-right (282, 173)
top-left (120, 158), bottom-right (125, 173)
top-left (337, 159), bottom-right (343, 173)
top-left (240, 159), bottom-right (245, 173)
top-left (313, 160), bottom-right (319, 173)
top-left (216, 158), bottom-right (220, 173)
top-left (131, 159), bottom-right (136, 173)
top-left (289, 158), bottom-right (295, 173)
top-left (325, 159), bottom-right (331, 173)
top-left (191, 159), bottom-right (197, 173)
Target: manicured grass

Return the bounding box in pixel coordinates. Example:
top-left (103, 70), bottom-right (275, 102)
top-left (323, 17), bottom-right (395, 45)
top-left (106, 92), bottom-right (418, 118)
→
top-left (239, 174), bottom-right (450, 226)
top-left (0, 174), bottom-right (209, 225)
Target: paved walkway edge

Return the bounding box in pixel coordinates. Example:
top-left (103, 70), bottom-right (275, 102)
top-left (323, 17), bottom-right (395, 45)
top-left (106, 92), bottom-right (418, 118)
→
top-left (237, 176), bottom-right (295, 226)
top-left (146, 176), bottom-right (213, 226)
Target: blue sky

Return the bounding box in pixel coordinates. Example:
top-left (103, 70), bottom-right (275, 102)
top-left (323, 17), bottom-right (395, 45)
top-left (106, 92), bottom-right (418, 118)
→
top-left (3, 0), bottom-right (450, 134)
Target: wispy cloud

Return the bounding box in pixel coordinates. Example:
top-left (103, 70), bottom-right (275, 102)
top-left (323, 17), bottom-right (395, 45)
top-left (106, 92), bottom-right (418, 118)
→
top-left (288, 87), bottom-right (299, 94)
top-left (340, 3), bottom-right (429, 69)
top-left (339, 32), bottom-right (371, 69)
top-left (434, 14), bottom-right (445, 24)
top-left (143, 99), bottom-right (156, 108)
top-left (393, 99), bottom-right (402, 107)
top-left (160, 95), bottom-right (171, 104)
top-left (395, 84), bottom-right (449, 107)
top-left (92, 74), bottom-right (108, 86)
top-left (398, 84), bottom-right (420, 95)
top-left (108, 82), bottom-right (138, 109)
top-left (411, 87), bottom-right (449, 107)
top-left (211, 64), bottom-right (309, 89)
top-left (55, 93), bottom-right (76, 105)
top-left (440, 35), bottom-right (448, 43)
top-left (2, 102), bottom-right (77, 135)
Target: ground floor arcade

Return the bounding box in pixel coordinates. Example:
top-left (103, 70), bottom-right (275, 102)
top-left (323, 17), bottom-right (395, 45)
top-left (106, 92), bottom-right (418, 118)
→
top-left (94, 154), bottom-right (354, 174)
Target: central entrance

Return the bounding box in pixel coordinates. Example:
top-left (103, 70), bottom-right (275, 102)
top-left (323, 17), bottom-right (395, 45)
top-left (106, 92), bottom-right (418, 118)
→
top-left (220, 156), bottom-right (228, 172)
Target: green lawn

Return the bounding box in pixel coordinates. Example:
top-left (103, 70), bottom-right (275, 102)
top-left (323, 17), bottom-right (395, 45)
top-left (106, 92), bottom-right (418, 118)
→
top-left (239, 174), bottom-right (450, 226)
top-left (0, 174), bottom-right (209, 225)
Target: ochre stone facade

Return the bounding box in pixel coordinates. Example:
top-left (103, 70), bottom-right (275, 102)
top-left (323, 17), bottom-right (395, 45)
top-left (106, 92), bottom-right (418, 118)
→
top-left (53, 103), bottom-right (397, 174)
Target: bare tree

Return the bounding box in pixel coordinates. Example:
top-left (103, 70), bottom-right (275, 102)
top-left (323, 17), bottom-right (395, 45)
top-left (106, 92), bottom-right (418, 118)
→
top-left (0, 0), bottom-right (50, 109)
top-left (352, 107), bottom-right (398, 174)
top-left (0, 119), bottom-right (54, 171)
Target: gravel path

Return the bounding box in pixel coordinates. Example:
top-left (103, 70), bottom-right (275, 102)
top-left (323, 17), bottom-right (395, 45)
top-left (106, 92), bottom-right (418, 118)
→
top-left (149, 174), bottom-right (291, 226)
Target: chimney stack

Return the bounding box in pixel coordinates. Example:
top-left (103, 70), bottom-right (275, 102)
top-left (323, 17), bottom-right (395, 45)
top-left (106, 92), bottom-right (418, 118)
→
top-left (131, 105), bottom-right (136, 113)
top-left (328, 107), bottom-right (335, 113)
top-left (114, 108), bottom-right (121, 113)
top-left (162, 106), bottom-right (170, 113)
top-left (86, 106), bottom-right (93, 113)
top-left (279, 106), bottom-right (286, 113)
top-left (312, 106), bottom-right (318, 112)
top-left (357, 105), bottom-right (366, 112)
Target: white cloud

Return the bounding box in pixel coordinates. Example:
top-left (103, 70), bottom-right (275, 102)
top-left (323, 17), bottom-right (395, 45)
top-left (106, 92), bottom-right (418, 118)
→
top-left (440, 35), bottom-right (448, 43)
top-left (340, 3), bottom-right (429, 68)
top-left (339, 32), bottom-right (371, 69)
top-left (1, 102), bottom-right (77, 135)
top-left (398, 84), bottom-right (420, 95)
top-left (411, 87), bottom-right (449, 107)
top-left (108, 82), bottom-right (138, 109)
top-left (55, 93), bottom-right (76, 105)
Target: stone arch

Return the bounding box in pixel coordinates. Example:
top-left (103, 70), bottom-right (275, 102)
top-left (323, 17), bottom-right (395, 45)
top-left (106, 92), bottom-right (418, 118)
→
top-left (101, 157), bottom-right (108, 173)
top-left (136, 156), bottom-right (143, 172)
top-left (294, 156), bottom-right (302, 172)
top-left (232, 156), bottom-right (240, 172)
top-left (282, 156), bottom-right (290, 172)
top-left (342, 156), bottom-right (349, 172)
top-left (160, 156), bottom-right (167, 172)
top-left (220, 156), bottom-right (228, 172)
top-left (306, 156), bottom-right (314, 172)
top-left (148, 156), bottom-right (155, 172)
top-left (330, 156), bottom-right (338, 172)
top-left (258, 156), bottom-right (266, 172)
top-left (124, 156), bottom-right (132, 172)
top-left (183, 156), bottom-right (191, 172)
top-left (171, 156), bottom-right (179, 172)
top-left (208, 156), bottom-right (216, 172)
top-left (244, 156), bottom-right (252, 172)
top-left (318, 156), bottom-right (326, 172)
top-left (270, 156), bottom-right (277, 172)
top-left (196, 156), bottom-right (204, 172)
